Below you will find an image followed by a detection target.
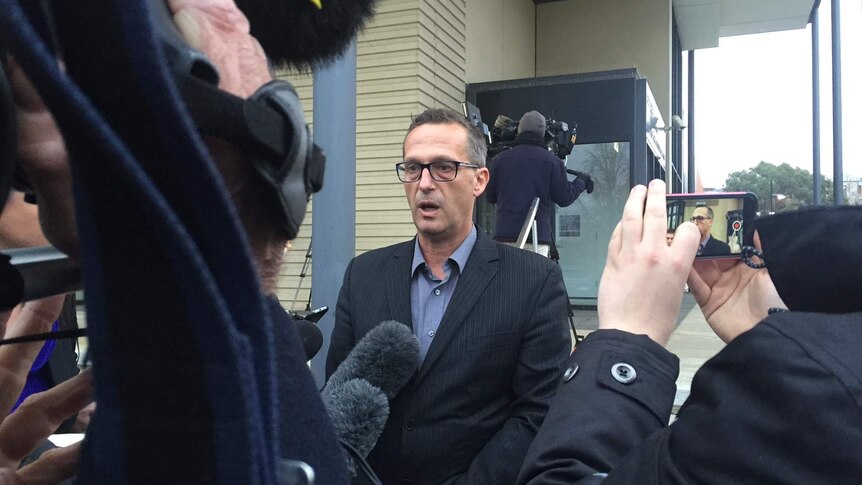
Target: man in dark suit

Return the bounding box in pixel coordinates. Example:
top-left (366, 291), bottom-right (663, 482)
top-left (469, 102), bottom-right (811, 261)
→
top-left (517, 182), bottom-right (862, 484)
top-left (326, 108), bottom-right (572, 484)
top-left (691, 206), bottom-right (731, 256)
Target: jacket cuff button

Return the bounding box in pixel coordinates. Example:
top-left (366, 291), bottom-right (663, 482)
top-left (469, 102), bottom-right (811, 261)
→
top-left (611, 362), bottom-right (636, 384)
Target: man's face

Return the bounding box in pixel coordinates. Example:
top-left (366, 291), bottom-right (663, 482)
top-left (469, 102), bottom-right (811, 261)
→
top-left (691, 207), bottom-right (713, 237)
top-left (665, 232), bottom-right (674, 246)
top-left (402, 123), bottom-right (489, 246)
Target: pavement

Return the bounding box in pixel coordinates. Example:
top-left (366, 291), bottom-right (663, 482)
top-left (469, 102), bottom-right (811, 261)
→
top-left (571, 293), bottom-right (725, 411)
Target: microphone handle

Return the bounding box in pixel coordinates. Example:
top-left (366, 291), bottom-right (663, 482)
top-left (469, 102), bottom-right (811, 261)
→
top-left (1, 246), bottom-right (82, 311)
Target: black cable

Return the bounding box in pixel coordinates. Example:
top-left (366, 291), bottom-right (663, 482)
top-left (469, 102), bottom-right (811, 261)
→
top-left (340, 439), bottom-right (383, 485)
top-left (0, 327), bottom-right (86, 346)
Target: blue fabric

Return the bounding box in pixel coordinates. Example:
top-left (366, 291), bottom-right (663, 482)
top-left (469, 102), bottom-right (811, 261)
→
top-left (12, 320), bottom-right (59, 412)
top-left (0, 2), bottom-right (347, 483)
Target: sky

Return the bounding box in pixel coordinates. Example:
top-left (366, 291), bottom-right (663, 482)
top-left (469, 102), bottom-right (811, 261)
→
top-left (694, 0), bottom-right (861, 189)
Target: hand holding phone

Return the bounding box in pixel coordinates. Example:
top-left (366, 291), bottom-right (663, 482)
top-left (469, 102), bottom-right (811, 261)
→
top-left (598, 181), bottom-right (700, 345)
top-left (687, 230), bottom-right (787, 343)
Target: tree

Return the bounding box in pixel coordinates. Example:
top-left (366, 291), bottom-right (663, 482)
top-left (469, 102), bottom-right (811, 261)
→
top-left (724, 161), bottom-right (833, 212)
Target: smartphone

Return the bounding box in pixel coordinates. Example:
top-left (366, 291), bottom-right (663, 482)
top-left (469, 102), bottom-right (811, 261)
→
top-left (666, 192), bottom-right (758, 259)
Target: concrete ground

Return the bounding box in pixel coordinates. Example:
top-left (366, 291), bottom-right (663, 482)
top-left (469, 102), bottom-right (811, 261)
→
top-left (571, 293), bottom-right (725, 410)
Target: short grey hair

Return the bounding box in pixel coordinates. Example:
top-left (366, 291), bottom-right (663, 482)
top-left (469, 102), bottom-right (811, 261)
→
top-left (405, 108), bottom-right (488, 167)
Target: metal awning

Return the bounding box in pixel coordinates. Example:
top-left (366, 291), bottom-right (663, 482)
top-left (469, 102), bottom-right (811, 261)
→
top-left (674, 0), bottom-right (818, 50)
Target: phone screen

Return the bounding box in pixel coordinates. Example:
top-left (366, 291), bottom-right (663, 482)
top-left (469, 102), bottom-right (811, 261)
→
top-left (666, 193), bottom-right (757, 259)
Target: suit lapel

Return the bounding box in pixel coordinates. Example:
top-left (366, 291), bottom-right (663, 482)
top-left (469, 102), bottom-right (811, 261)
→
top-left (387, 239), bottom-right (415, 332)
top-left (415, 232), bottom-right (499, 385)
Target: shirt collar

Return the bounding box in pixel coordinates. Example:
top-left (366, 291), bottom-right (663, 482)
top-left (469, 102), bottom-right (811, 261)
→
top-left (411, 226), bottom-right (478, 275)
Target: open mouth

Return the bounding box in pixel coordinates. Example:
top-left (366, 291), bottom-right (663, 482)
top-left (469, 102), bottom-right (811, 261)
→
top-left (417, 200), bottom-right (440, 215)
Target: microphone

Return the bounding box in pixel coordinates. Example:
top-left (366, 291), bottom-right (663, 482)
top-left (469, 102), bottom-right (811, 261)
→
top-left (325, 320), bottom-right (420, 398)
top-left (1, 246), bottom-right (82, 311)
top-left (233, 0), bottom-right (377, 69)
top-left (322, 378), bottom-right (388, 461)
top-left (294, 319), bottom-right (323, 360)
top-left (321, 321), bottom-right (420, 479)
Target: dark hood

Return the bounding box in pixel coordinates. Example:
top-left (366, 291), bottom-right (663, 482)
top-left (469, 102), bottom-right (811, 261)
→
top-left (754, 205), bottom-right (862, 313)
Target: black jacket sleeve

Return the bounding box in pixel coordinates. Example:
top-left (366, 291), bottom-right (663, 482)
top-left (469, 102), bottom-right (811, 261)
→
top-left (485, 159), bottom-right (499, 204)
top-left (325, 258), bottom-right (357, 378)
top-left (517, 329), bottom-right (678, 485)
top-left (520, 315), bottom-right (862, 485)
top-left (549, 158), bottom-right (586, 208)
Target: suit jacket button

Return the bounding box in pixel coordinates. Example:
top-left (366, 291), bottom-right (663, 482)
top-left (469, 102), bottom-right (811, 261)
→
top-left (562, 364), bottom-right (579, 382)
top-left (405, 419), bottom-right (416, 430)
top-left (611, 363), bottom-right (637, 384)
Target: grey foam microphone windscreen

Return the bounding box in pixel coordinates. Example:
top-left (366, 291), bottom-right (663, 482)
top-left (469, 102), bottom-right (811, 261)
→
top-left (326, 320), bottom-right (420, 399)
top-left (321, 378), bottom-right (389, 460)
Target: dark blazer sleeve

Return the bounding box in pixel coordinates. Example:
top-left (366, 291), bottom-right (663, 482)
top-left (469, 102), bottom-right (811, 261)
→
top-left (517, 329), bottom-right (678, 485)
top-left (549, 156), bottom-right (585, 208)
top-left (485, 156), bottom-right (500, 204)
top-left (326, 258), bottom-right (358, 378)
top-left (520, 317), bottom-right (862, 485)
top-left (447, 260), bottom-right (572, 484)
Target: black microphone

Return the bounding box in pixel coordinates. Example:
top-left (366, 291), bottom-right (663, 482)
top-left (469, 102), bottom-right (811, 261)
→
top-left (0, 246), bottom-right (82, 311)
top-left (233, 0), bottom-right (377, 69)
top-left (321, 321), bottom-right (420, 477)
top-left (294, 319), bottom-right (323, 360)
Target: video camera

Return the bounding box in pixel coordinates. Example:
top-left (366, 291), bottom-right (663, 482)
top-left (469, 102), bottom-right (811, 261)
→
top-left (460, 102), bottom-right (577, 161)
top-left (488, 115), bottom-right (577, 160)
top-left (488, 115), bottom-right (578, 160)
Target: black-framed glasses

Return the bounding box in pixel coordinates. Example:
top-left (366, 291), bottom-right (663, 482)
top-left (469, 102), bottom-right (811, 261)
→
top-left (690, 215), bottom-right (712, 222)
top-left (395, 161), bottom-right (481, 183)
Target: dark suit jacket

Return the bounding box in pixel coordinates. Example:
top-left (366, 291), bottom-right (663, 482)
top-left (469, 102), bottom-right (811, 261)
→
top-left (518, 311), bottom-right (862, 484)
top-left (327, 231), bottom-right (571, 484)
top-left (700, 235), bottom-right (731, 256)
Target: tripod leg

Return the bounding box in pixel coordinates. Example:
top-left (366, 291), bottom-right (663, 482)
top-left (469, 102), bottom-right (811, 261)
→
top-left (565, 295), bottom-right (583, 347)
top-left (289, 238), bottom-right (313, 311)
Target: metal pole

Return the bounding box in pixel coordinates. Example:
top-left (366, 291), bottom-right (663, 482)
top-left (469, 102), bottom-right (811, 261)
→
top-left (310, 40), bottom-right (357, 386)
top-left (812, 9), bottom-right (822, 204)
top-left (770, 179), bottom-right (774, 213)
top-left (831, 0), bottom-right (843, 205)
top-left (664, 129), bottom-right (673, 188)
top-left (687, 50), bottom-right (696, 192)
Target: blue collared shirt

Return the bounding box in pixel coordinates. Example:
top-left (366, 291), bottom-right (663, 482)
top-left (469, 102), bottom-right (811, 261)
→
top-left (410, 226), bottom-right (477, 362)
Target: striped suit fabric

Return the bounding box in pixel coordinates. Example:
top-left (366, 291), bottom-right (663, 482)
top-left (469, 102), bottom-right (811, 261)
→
top-left (327, 230), bottom-right (572, 484)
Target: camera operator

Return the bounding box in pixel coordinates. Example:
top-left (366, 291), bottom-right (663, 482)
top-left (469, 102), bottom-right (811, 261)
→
top-left (485, 110), bottom-right (593, 258)
top-left (517, 180), bottom-right (862, 484)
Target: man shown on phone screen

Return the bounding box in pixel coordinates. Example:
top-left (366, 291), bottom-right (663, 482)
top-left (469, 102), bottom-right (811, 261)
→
top-left (691, 206), bottom-right (730, 256)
